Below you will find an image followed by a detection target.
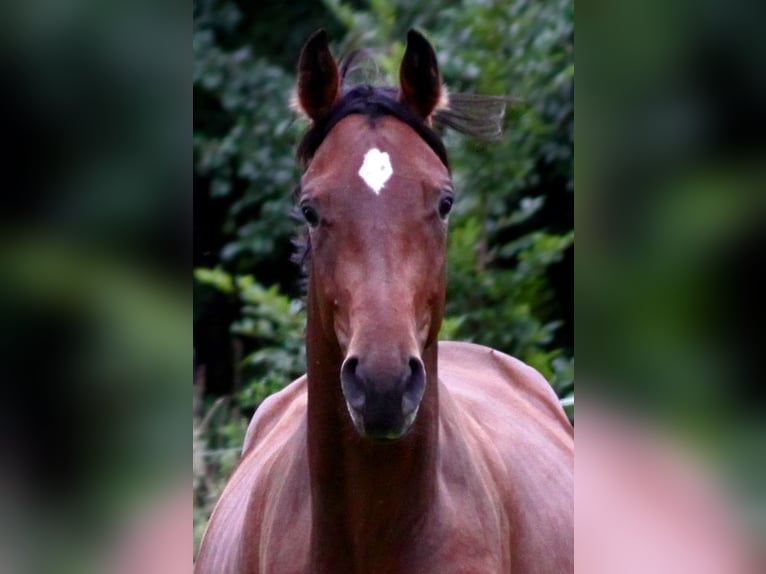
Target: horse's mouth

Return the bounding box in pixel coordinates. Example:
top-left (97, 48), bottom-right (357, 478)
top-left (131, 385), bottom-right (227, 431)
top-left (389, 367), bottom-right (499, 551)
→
top-left (363, 428), bottom-right (411, 444)
top-left (344, 401), bottom-right (419, 442)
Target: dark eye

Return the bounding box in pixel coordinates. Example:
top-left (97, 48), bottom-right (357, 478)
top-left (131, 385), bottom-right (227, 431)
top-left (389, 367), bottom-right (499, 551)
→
top-left (301, 203), bottom-right (320, 227)
top-left (438, 196), bottom-right (454, 219)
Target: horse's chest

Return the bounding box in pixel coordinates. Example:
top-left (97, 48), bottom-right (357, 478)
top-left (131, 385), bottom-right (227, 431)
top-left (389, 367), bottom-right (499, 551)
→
top-left (400, 520), bottom-right (510, 574)
top-left (254, 496), bottom-right (508, 574)
top-left (348, 494), bottom-right (509, 574)
top-left (416, 488), bottom-right (510, 573)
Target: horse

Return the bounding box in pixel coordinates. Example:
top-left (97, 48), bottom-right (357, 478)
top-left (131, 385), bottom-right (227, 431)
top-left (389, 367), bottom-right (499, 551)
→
top-left (195, 29), bottom-right (573, 574)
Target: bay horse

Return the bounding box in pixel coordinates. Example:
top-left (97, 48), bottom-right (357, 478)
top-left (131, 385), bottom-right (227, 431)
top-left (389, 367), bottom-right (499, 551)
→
top-left (196, 29), bottom-right (573, 574)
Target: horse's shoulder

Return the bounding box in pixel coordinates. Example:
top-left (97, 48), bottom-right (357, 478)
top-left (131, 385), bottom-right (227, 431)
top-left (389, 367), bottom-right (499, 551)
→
top-left (242, 374), bottom-right (307, 456)
top-left (436, 341), bottom-right (573, 572)
top-left (437, 340), bottom-right (571, 434)
top-left (196, 378), bottom-right (309, 574)
top-left (437, 340), bottom-right (572, 461)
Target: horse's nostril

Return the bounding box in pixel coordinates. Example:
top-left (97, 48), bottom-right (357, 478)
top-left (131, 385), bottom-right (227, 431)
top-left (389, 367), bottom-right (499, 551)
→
top-left (402, 356), bottom-right (426, 416)
top-left (340, 356), bottom-right (365, 410)
top-left (345, 356), bottom-right (359, 374)
top-left (408, 357), bottom-right (423, 378)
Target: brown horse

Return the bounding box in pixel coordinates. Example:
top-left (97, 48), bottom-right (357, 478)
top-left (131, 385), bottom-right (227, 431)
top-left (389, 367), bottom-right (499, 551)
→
top-left (195, 30), bottom-right (573, 574)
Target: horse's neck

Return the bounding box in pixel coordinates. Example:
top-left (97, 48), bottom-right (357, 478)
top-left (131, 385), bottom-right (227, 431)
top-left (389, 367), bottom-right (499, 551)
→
top-left (304, 293), bottom-right (440, 571)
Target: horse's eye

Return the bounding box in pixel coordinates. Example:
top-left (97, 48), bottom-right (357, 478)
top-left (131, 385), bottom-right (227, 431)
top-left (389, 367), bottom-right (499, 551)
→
top-left (301, 204), bottom-right (320, 227)
top-left (438, 196), bottom-right (454, 219)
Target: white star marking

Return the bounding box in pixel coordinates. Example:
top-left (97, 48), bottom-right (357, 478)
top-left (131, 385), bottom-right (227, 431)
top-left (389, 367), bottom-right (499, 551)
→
top-left (358, 148), bottom-right (393, 194)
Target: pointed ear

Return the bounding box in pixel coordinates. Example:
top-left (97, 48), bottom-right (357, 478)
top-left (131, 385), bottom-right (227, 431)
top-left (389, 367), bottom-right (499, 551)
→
top-left (297, 29), bottom-right (340, 121)
top-left (399, 29), bottom-right (442, 120)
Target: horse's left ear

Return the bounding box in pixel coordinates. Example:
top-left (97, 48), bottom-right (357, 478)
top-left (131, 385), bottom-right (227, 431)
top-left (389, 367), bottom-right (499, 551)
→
top-left (297, 29), bottom-right (340, 122)
top-left (399, 30), bottom-right (443, 121)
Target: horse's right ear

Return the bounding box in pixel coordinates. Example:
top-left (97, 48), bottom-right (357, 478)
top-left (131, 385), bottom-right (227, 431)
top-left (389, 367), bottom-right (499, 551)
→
top-left (399, 29), bottom-right (443, 121)
top-left (296, 29), bottom-right (340, 122)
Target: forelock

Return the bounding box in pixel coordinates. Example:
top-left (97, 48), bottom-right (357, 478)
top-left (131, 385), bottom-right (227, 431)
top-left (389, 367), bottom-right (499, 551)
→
top-left (295, 84), bottom-right (449, 170)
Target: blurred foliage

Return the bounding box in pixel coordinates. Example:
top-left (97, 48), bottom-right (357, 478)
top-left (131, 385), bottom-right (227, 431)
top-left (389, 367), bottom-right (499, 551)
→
top-left (1, 239), bottom-right (190, 573)
top-left (195, 267), bottom-right (307, 408)
top-left (193, 0), bottom-right (573, 556)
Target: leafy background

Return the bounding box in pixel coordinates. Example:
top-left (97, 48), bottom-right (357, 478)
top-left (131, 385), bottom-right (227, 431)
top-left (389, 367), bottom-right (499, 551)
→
top-left (193, 0), bottom-right (573, 553)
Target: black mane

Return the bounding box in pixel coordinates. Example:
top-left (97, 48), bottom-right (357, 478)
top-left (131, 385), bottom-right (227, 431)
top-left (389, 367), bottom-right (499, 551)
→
top-left (296, 84), bottom-right (450, 169)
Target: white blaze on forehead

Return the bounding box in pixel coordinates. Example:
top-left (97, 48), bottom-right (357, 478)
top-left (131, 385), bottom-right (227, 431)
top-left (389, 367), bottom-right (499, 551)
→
top-left (357, 148), bottom-right (393, 194)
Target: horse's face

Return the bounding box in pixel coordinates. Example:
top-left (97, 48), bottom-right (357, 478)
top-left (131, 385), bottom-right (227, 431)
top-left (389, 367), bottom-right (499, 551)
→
top-left (300, 114), bottom-right (452, 440)
top-left (296, 29), bottom-right (451, 441)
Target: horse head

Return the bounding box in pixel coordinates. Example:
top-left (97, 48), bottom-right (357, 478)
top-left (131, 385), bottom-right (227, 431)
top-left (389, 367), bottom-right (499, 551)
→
top-left (295, 30), bottom-right (453, 441)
